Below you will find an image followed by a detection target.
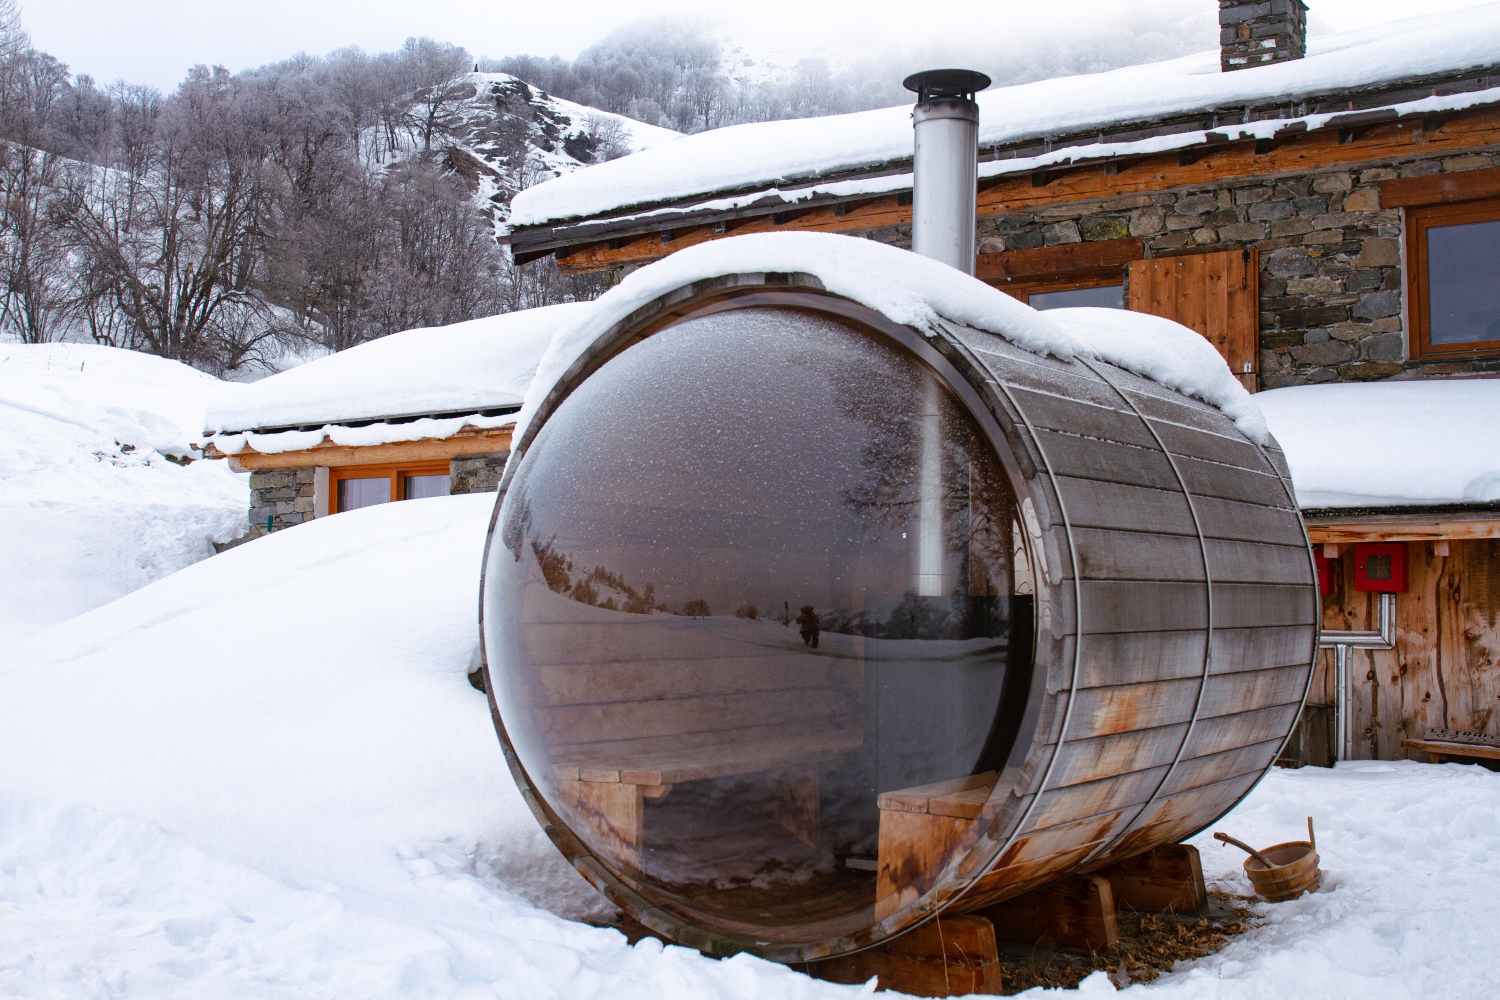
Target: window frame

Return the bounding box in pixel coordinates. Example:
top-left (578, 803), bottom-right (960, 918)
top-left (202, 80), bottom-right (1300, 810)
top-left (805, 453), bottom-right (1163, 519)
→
top-left (999, 272), bottom-right (1127, 307)
top-left (329, 460), bottom-right (452, 514)
top-left (1407, 196), bottom-right (1500, 360)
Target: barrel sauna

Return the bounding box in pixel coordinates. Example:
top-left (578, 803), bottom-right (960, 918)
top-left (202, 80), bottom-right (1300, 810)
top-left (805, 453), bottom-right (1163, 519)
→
top-left (479, 270), bottom-right (1318, 963)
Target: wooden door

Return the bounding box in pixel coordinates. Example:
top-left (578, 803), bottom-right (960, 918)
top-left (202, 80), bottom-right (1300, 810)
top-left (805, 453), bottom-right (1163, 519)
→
top-left (1127, 249), bottom-right (1260, 391)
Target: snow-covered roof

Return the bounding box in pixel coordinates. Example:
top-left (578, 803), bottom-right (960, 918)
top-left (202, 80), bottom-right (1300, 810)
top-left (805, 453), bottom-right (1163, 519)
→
top-left (204, 303), bottom-right (590, 455)
top-left (516, 232), bottom-right (1265, 445)
top-left (510, 7), bottom-right (1500, 230)
top-left (1259, 379), bottom-right (1500, 510)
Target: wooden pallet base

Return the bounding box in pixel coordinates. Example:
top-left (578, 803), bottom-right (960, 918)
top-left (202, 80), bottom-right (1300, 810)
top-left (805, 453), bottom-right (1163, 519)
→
top-left (803, 843), bottom-right (1206, 997)
top-left (802, 915), bottom-right (1004, 997)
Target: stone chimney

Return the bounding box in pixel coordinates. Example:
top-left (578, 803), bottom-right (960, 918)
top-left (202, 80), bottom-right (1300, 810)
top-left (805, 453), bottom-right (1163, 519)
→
top-left (1220, 0), bottom-right (1308, 72)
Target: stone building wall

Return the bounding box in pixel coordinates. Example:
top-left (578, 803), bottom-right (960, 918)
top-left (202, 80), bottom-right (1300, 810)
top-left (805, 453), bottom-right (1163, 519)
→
top-left (246, 467), bottom-right (316, 540)
top-left (231, 452), bottom-right (509, 543)
top-left (860, 148), bottom-right (1500, 388)
top-left (450, 452), bottom-right (510, 495)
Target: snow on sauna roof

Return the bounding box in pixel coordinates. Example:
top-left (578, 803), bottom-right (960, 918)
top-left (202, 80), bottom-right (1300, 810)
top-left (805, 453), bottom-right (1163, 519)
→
top-left (203, 302), bottom-right (590, 455)
top-left (1259, 379), bottom-right (1500, 509)
top-left (518, 232), bottom-right (1267, 443)
top-left (510, 7), bottom-right (1500, 229)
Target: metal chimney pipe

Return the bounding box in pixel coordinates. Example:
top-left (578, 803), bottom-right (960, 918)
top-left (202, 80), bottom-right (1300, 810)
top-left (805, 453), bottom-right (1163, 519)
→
top-left (903, 70), bottom-right (989, 597)
top-left (903, 68), bottom-right (990, 276)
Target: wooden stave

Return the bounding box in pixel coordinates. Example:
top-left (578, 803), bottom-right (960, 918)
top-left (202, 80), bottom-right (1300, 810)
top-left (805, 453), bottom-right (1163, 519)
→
top-left (936, 325), bottom-right (1315, 911)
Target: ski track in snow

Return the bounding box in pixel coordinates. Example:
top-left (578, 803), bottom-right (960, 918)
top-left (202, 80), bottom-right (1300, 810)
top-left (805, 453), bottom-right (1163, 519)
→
top-left (0, 494), bottom-right (1496, 997)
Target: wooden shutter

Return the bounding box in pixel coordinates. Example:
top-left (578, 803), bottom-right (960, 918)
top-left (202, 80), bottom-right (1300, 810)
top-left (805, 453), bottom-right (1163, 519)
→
top-left (1127, 249), bottom-right (1259, 391)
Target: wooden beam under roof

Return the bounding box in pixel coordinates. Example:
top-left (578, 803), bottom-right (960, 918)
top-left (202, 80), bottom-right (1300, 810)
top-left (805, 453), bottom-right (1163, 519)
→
top-left (1305, 519), bottom-right (1500, 544)
top-left (206, 425), bottom-right (513, 471)
top-left (542, 102), bottom-right (1500, 274)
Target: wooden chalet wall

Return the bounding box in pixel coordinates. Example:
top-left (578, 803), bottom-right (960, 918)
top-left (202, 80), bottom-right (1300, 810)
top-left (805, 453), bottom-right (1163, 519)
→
top-left (1312, 541), bottom-right (1500, 759)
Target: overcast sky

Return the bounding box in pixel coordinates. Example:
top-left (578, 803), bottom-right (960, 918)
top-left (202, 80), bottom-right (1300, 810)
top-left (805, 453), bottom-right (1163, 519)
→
top-left (23, 0), bottom-right (1499, 91)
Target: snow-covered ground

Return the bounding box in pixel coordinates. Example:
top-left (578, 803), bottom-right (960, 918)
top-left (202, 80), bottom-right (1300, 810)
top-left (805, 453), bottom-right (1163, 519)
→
top-left (0, 343), bottom-right (248, 643)
top-left (1, 492), bottom-right (1495, 998)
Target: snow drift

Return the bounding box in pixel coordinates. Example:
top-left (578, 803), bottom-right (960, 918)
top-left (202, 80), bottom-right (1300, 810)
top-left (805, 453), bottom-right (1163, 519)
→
top-left (1, 495), bottom-right (1499, 996)
top-left (0, 343), bottom-right (247, 642)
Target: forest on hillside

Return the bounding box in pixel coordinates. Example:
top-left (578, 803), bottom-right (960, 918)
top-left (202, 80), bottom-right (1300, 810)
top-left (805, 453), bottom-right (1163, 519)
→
top-left (0, 2), bottom-right (618, 373)
top-left (0, 5), bottom-right (1212, 375)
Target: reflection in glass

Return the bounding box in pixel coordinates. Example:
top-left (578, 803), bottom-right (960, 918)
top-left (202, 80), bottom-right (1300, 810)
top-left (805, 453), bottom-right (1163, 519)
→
top-left (1427, 218), bottom-right (1500, 345)
top-left (484, 306), bottom-right (1033, 943)
top-left (1029, 283), bottom-right (1124, 311)
top-left (338, 476), bottom-right (390, 511)
top-left (404, 474), bottom-right (451, 499)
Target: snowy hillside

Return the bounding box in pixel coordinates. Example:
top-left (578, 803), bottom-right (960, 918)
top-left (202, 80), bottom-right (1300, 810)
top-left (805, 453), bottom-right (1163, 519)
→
top-left (1, 493), bottom-right (1498, 997)
top-left (440, 72), bottom-right (680, 235)
top-left (0, 343), bottom-right (248, 641)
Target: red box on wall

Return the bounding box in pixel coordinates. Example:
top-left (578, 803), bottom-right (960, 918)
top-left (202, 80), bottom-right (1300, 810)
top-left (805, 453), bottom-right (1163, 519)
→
top-left (1353, 542), bottom-right (1407, 592)
top-left (1314, 550), bottom-right (1335, 595)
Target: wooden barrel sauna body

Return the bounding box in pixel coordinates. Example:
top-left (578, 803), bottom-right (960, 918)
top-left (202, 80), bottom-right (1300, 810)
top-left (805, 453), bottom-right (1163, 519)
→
top-left (479, 272), bottom-right (1319, 963)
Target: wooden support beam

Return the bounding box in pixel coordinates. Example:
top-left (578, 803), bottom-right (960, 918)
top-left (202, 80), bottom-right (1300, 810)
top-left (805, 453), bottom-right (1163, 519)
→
top-left (1381, 163), bottom-right (1500, 207)
top-left (1095, 843), bottom-right (1207, 915)
top-left (1306, 519), bottom-right (1500, 543)
top-left (976, 237), bottom-right (1144, 284)
top-left (216, 426), bottom-right (513, 471)
top-left (978, 875), bottom-right (1119, 952)
top-left (541, 104), bottom-right (1500, 274)
top-left (974, 106), bottom-right (1500, 217)
top-left (805, 914), bottom-right (1004, 997)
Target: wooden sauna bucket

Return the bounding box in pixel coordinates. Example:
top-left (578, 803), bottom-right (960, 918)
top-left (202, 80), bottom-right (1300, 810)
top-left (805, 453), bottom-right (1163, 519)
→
top-left (1245, 842), bottom-right (1322, 901)
top-left (479, 272), bottom-right (1320, 964)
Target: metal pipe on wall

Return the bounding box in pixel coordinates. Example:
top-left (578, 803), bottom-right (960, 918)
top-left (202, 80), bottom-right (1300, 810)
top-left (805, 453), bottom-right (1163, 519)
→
top-left (1319, 591), bottom-right (1397, 760)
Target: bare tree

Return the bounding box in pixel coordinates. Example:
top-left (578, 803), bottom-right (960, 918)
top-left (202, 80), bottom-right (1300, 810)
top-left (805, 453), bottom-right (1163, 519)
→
top-left (0, 45), bottom-right (72, 341)
top-left (61, 67), bottom-right (279, 372)
top-left (581, 112), bottom-right (631, 161)
top-left (401, 37), bottom-right (473, 152)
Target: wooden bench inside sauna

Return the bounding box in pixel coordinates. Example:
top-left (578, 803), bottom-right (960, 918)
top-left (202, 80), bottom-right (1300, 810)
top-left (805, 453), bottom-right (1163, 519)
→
top-left (480, 258), bottom-right (1319, 969)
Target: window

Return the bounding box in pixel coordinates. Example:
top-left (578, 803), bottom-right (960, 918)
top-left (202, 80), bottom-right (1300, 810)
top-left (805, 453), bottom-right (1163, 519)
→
top-left (329, 461), bottom-right (451, 514)
top-left (1027, 281), bottom-right (1125, 311)
top-left (1409, 198), bottom-right (1500, 359)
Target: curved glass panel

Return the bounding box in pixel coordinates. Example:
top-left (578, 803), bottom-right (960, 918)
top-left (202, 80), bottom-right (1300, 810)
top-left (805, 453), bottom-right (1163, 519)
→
top-left (484, 306), bottom-right (1032, 943)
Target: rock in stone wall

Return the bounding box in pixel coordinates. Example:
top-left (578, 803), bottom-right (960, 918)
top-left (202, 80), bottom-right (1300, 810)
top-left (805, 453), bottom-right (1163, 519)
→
top-left (450, 453), bottom-right (510, 495)
top-left (245, 467), bottom-right (317, 540)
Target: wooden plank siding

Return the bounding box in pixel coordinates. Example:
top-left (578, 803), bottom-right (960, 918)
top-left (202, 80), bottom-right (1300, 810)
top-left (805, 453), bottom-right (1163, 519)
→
top-left (541, 104), bottom-right (1500, 273)
top-left (1312, 539), bottom-right (1500, 759)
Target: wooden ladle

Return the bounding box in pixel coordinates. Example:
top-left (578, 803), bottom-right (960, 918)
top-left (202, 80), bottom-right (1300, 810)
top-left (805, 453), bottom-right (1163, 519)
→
top-left (1214, 831), bottom-right (1275, 869)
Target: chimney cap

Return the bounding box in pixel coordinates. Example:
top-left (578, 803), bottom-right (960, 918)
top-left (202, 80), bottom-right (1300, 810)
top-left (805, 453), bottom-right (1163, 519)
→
top-left (903, 68), bottom-right (991, 102)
